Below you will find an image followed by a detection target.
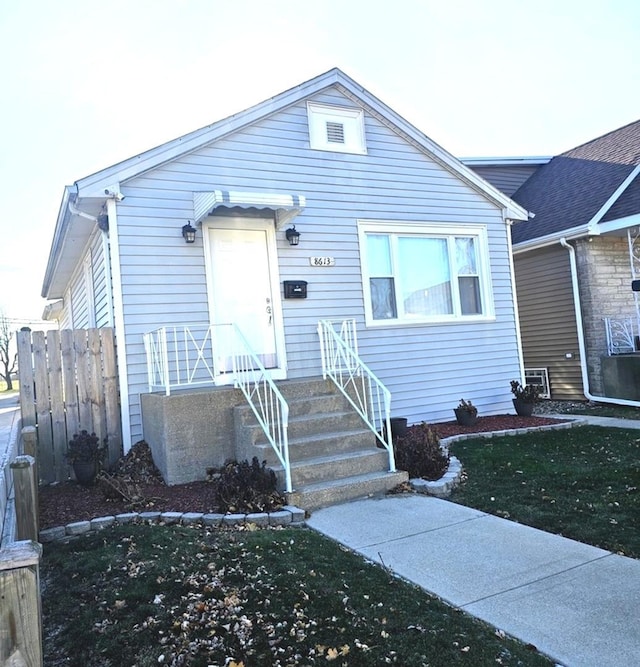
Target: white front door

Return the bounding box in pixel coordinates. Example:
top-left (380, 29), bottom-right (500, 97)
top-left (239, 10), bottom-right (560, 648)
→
top-left (204, 217), bottom-right (286, 382)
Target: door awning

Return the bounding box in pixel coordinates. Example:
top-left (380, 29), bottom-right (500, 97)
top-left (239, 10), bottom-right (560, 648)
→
top-left (193, 190), bottom-right (306, 227)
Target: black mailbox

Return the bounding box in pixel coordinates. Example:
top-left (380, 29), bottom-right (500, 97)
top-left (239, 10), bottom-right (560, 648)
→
top-left (632, 280), bottom-right (640, 292)
top-left (283, 280), bottom-right (308, 299)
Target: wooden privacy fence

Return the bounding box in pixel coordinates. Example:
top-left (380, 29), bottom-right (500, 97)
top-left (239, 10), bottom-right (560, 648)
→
top-left (17, 328), bottom-right (122, 484)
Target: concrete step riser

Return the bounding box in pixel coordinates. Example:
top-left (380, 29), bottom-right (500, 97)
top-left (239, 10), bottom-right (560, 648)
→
top-left (234, 394), bottom-right (355, 428)
top-left (286, 471), bottom-right (409, 511)
top-left (273, 450), bottom-right (390, 488)
top-left (273, 377), bottom-right (338, 401)
top-left (254, 431), bottom-right (378, 466)
top-left (245, 411), bottom-right (366, 443)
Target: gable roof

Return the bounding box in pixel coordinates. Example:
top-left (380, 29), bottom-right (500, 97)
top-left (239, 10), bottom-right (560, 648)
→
top-left (511, 119), bottom-right (640, 247)
top-left (43, 68), bottom-right (528, 298)
top-left (72, 68), bottom-right (527, 217)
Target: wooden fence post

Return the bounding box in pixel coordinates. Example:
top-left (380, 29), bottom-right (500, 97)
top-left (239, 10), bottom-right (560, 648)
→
top-left (10, 458), bottom-right (39, 543)
top-left (21, 428), bottom-right (37, 460)
top-left (0, 541), bottom-right (43, 667)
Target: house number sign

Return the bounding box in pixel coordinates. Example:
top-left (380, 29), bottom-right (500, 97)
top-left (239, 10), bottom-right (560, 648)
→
top-left (309, 257), bottom-right (335, 266)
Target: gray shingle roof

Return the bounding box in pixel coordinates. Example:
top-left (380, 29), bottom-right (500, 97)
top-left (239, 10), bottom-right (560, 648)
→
top-left (511, 120), bottom-right (640, 245)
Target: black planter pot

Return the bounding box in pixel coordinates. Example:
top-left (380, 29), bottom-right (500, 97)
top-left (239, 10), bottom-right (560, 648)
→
top-left (73, 460), bottom-right (98, 486)
top-left (512, 398), bottom-right (535, 417)
top-left (454, 408), bottom-right (478, 426)
top-left (389, 417), bottom-right (408, 438)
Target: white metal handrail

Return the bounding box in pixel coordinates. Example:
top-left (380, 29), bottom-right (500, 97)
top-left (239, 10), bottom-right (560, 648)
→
top-left (317, 319), bottom-right (397, 472)
top-left (143, 323), bottom-right (292, 492)
top-left (230, 324), bottom-right (291, 493)
top-left (604, 317), bottom-right (638, 355)
top-left (144, 324), bottom-right (225, 394)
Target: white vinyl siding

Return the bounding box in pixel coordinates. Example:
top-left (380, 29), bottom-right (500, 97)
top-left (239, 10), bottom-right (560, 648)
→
top-left (62, 230), bottom-right (111, 329)
top-left (112, 86), bottom-right (521, 441)
top-left (92, 232), bottom-right (112, 327)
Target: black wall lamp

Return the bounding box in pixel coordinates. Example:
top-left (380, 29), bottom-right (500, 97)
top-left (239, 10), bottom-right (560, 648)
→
top-left (182, 222), bottom-right (196, 243)
top-left (285, 225), bottom-right (300, 246)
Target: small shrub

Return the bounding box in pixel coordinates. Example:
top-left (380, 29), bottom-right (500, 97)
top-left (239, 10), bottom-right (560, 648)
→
top-left (66, 430), bottom-right (105, 464)
top-left (209, 457), bottom-right (285, 513)
top-left (510, 380), bottom-right (541, 403)
top-left (456, 398), bottom-right (478, 415)
top-left (394, 422), bottom-right (449, 480)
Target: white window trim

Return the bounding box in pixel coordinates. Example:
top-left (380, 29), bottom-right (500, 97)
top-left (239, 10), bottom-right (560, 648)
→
top-left (307, 102), bottom-right (367, 155)
top-left (357, 220), bottom-right (496, 327)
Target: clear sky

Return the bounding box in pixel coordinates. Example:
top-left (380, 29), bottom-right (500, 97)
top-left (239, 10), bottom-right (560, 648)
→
top-left (1, 0), bottom-right (638, 322)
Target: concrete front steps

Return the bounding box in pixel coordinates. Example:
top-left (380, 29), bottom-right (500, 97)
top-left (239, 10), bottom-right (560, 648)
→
top-left (234, 377), bottom-right (408, 511)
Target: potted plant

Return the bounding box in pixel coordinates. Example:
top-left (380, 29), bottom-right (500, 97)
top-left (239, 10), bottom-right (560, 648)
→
top-left (454, 398), bottom-right (478, 426)
top-left (66, 430), bottom-right (105, 485)
top-left (510, 380), bottom-right (541, 417)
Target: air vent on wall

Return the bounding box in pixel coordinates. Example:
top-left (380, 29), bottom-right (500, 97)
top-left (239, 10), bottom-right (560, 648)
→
top-left (326, 121), bottom-right (345, 144)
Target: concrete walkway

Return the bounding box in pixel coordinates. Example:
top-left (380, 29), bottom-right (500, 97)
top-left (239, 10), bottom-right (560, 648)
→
top-left (0, 391), bottom-right (19, 459)
top-left (308, 416), bottom-right (640, 667)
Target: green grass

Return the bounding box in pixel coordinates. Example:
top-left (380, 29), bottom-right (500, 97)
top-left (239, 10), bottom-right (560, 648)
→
top-left (450, 426), bottom-right (640, 558)
top-left (42, 524), bottom-right (553, 666)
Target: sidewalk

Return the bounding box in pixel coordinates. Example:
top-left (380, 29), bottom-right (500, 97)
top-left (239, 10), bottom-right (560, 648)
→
top-left (308, 493), bottom-right (640, 667)
top-left (0, 391), bottom-right (20, 462)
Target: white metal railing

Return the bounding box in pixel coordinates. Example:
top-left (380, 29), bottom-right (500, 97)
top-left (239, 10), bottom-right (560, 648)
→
top-left (317, 319), bottom-right (397, 472)
top-left (143, 324), bottom-right (223, 394)
top-left (143, 324), bottom-right (291, 491)
top-left (604, 317), bottom-right (638, 355)
top-left (230, 325), bottom-right (291, 493)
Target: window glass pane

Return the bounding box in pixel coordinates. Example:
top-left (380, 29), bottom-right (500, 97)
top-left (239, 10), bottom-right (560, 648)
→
top-left (456, 237), bottom-right (477, 275)
top-left (370, 278), bottom-right (397, 319)
top-left (459, 276), bottom-right (482, 314)
top-left (398, 237), bottom-right (452, 316)
top-left (366, 234), bottom-right (392, 275)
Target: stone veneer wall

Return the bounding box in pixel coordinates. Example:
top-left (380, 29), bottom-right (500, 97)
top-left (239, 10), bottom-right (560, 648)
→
top-left (574, 236), bottom-right (636, 395)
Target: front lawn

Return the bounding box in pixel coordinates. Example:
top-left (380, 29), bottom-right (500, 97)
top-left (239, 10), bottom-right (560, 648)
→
top-left (449, 426), bottom-right (640, 558)
top-left (41, 524), bottom-right (553, 666)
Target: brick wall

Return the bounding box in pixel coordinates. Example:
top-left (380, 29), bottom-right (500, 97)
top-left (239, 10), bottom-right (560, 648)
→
top-left (575, 236), bottom-right (636, 394)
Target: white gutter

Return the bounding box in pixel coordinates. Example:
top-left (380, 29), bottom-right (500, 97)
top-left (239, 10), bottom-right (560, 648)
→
top-left (560, 237), bottom-right (640, 407)
top-left (514, 224), bottom-right (592, 254)
top-left (68, 201), bottom-right (98, 222)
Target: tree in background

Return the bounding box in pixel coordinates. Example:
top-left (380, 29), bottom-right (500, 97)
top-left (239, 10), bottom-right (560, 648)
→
top-left (0, 311), bottom-right (18, 391)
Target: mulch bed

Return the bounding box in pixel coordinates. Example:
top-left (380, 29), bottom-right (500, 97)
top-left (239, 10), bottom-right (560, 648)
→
top-left (38, 414), bottom-right (569, 530)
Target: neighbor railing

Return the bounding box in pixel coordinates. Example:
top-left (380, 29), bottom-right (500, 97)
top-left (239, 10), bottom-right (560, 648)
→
top-left (317, 319), bottom-right (397, 473)
top-left (604, 317), bottom-right (638, 355)
top-left (143, 324), bottom-right (291, 492)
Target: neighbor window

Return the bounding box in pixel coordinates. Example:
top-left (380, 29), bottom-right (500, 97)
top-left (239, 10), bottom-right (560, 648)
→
top-left (360, 222), bottom-right (493, 325)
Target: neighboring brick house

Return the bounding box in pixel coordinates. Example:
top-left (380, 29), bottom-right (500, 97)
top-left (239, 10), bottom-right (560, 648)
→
top-left (465, 120), bottom-right (640, 401)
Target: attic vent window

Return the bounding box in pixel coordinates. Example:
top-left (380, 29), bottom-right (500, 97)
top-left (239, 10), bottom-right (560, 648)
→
top-left (307, 102), bottom-right (366, 154)
top-left (326, 121), bottom-right (345, 144)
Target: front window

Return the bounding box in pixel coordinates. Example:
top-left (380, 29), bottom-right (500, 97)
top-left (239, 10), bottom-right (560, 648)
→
top-left (360, 222), bottom-right (492, 325)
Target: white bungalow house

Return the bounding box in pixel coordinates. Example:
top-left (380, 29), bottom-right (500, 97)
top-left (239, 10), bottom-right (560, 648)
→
top-left (42, 68), bottom-right (529, 508)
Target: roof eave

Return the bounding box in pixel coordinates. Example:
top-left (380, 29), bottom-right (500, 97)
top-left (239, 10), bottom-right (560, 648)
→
top-left (42, 188), bottom-right (105, 299)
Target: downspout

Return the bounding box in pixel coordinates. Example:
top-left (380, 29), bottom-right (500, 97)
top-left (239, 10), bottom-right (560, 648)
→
top-left (560, 237), bottom-right (640, 407)
top-left (105, 197), bottom-right (132, 452)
